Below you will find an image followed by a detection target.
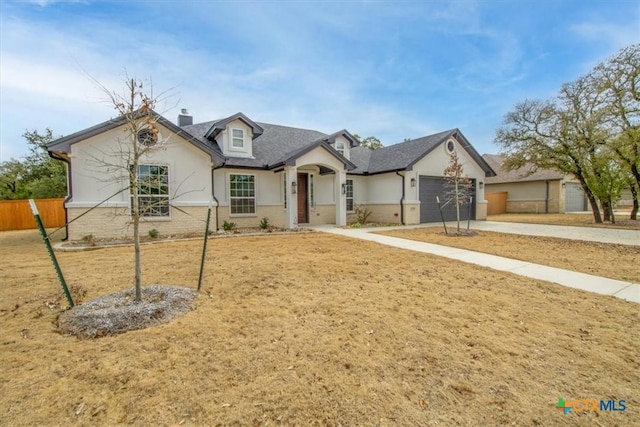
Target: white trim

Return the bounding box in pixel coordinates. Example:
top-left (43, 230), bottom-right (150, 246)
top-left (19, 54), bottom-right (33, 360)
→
top-left (131, 163), bottom-right (171, 219)
top-left (228, 172), bottom-right (256, 215)
top-left (345, 178), bottom-right (354, 212)
top-left (229, 127), bottom-right (245, 151)
top-left (445, 139), bottom-right (456, 154)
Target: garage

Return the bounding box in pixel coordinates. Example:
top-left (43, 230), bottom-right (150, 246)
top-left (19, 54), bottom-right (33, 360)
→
top-left (419, 176), bottom-right (476, 222)
top-left (565, 183), bottom-right (587, 212)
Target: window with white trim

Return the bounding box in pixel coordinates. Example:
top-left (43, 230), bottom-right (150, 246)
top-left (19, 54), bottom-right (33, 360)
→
top-left (335, 141), bottom-right (345, 156)
top-left (231, 128), bottom-right (244, 149)
top-left (346, 179), bottom-right (354, 212)
top-left (229, 174), bottom-right (255, 214)
top-left (131, 164), bottom-right (169, 217)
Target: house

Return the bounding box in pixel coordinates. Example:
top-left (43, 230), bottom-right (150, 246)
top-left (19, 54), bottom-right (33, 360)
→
top-left (47, 110), bottom-right (496, 240)
top-left (482, 154), bottom-right (587, 214)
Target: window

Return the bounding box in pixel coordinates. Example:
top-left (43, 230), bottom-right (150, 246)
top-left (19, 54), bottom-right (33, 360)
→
top-left (445, 139), bottom-right (455, 154)
top-left (335, 141), bottom-right (345, 156)
top-left (231, 128), bottom-right (244, 149)
top-left (131, 164), bottom-right (169, 217)
top-left (346, 179), bottom-right (354, 212)
top-left (230, 174), bottom-right (255, 214)
top-left (137, 128), bottom-right (158, 146)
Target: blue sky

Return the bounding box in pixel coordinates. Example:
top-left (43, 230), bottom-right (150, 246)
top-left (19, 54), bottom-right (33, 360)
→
top-left (0, 0), bottom-right (638, 161)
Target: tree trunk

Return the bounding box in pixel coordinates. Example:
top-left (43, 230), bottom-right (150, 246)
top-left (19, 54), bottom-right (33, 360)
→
top-left (602, 200), bottom-right (612, 222)
top-left (630, 184), bottom-right (639, 220)
top-left (586, 192), bottom-right (602, 223)
top-left (134, 213), bottom-right (142, 302)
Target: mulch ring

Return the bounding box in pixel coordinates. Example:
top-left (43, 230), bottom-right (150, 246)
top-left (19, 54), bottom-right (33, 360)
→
top-left (57, 285), bottom-right (197, 339)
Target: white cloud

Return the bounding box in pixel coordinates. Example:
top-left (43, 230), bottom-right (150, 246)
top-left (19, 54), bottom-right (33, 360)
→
top-left (570, 21), bottom-right (639, 50)
top-left (20, 0), bottom-right (87, 7)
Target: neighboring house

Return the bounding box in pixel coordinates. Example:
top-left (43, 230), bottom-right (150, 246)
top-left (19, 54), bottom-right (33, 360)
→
top-left (482, 154), bottom-right (587, 214)
top-left (47, 110), bottom-right (495, 240)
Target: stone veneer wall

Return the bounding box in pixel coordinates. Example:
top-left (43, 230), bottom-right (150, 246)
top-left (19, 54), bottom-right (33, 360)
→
top-left (66, 206), bottom-right (213, 240)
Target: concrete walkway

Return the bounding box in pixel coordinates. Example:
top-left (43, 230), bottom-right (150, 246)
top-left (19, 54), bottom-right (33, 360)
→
top-left (309, 225), bottom-right (640, 304)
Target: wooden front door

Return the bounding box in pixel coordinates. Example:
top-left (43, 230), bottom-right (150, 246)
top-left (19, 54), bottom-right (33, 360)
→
top-left (297, 173), bottom-right (308, 224)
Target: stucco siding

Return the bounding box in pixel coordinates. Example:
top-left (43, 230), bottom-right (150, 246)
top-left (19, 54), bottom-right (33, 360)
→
top-left (68, 124), bottom-right (212, 209)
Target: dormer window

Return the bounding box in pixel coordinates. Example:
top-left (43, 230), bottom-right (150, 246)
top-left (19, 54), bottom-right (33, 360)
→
top-left (231, 128), bottom-right (244, 149)
top-left (335, 141), bottom-right (345, 156)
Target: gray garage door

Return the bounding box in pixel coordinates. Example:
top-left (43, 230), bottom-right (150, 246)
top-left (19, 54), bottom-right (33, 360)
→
top-left (565, 183), bottom-right (587, 212)
top-left (419, 176), bottom-right (476, 223)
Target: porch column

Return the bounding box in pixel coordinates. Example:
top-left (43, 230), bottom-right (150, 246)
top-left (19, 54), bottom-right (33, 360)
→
top-left (285, 165), bottom-right (298, 228)
top-left (335, 169), bottom-right (347, 226)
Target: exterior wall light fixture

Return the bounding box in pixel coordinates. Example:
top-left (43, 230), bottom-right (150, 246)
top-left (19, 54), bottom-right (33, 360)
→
top-left (291, 181), bottom-right (297, 194)
top-left (410, 177), bottom-right (416, 187)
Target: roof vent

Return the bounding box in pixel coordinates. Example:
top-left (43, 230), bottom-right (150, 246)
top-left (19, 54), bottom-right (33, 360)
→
top-left (178, 108), bottom-right (193, 127)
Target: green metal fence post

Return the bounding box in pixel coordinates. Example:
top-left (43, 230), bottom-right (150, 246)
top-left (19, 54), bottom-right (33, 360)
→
top-left (197, 203), bottom-right (212, 291)
top-left (29, 199), bottom-right (74, 308)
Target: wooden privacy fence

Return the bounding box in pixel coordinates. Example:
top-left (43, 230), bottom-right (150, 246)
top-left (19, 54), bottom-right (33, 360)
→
top-left (0, 198), bottom-right (65, 231)
top-left (486, 192), bottom-right (507, 215)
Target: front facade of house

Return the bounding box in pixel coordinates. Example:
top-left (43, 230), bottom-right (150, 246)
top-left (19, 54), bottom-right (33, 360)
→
top-left (48, 111), bottom-right (495, 240)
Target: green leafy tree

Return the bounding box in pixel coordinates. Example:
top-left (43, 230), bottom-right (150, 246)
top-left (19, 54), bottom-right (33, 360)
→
top-left (0, 129), bottom-right (67, 200)
top-left (495, 46), bottom-right (637, 224)
top-left (353, 134), bottom-right (383, 150)
top-left (0, 160), bottom-right (30, 199)
top-left (592, 44), bottom-right (640, 219)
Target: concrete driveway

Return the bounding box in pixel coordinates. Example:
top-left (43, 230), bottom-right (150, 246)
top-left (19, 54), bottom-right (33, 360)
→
top-left (421, 220), bottom-right (640, 246)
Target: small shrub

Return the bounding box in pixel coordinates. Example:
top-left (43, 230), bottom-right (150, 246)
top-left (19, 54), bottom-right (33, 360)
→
top-left (81, 234), bottom-right (95, 246)
top-left (148, 228), bottom-right (159, 238)
top-left (259, 217), bottom-right (270, 230)
top-left (353, 205), bottom-right (372, 224)
top-left (223, 220), bottom-right (236, 232)
top-left (350, 222), bottom-right (362, 228)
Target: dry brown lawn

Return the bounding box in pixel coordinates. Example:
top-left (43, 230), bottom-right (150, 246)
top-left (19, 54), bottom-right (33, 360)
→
top-left (377, 227), bottom-right (640, 283)
top-left (488, 213), bottom-right (640, 230)
top-left (1, 229), bottom-right (638, 426)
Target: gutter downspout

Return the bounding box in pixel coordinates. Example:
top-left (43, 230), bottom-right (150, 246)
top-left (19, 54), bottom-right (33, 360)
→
top-left (211, 161), bottom-right (226, 231)
top-left (545, 180), bottom-right (549, 214)
top-left (49, 151), bottom-right (71, 241)
top-left (395, 171), bottom-right (405, 225)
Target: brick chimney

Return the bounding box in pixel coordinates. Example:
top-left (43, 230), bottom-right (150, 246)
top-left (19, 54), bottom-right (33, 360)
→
top-left (177, 108), bottom-right (193, 127)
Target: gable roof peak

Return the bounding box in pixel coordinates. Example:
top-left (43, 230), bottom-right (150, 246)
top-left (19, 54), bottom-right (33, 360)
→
top-left (204, 112), bottom-right (264, 140)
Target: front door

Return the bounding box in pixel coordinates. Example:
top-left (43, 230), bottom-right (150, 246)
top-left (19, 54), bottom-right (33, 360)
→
top-left (297, 173), bottom-right (308, 223)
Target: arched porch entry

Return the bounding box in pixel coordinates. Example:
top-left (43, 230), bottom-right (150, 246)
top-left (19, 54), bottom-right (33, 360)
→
top-left (283, 162), bottom-right (346, 228)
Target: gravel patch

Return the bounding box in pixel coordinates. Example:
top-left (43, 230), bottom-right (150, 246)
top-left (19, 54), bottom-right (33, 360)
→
top-left (57, 285), bottom-right (197, 338)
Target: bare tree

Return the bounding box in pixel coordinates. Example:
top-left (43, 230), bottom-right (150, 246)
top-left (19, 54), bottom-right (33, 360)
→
top-left (442, 150), bottom-right (473, 234)
top-left (97, 77), bottom-right (167, 302)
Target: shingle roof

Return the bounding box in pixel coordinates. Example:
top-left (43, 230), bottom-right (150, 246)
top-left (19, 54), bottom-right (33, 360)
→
top-left (349, 129), bottom-right (496, 177)
top-left (483, 154), bottom-right (565, 183)
top-left (46, 110), bottom-right (225, 164)
top-left (48, 109), bottom-right (495, 178)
